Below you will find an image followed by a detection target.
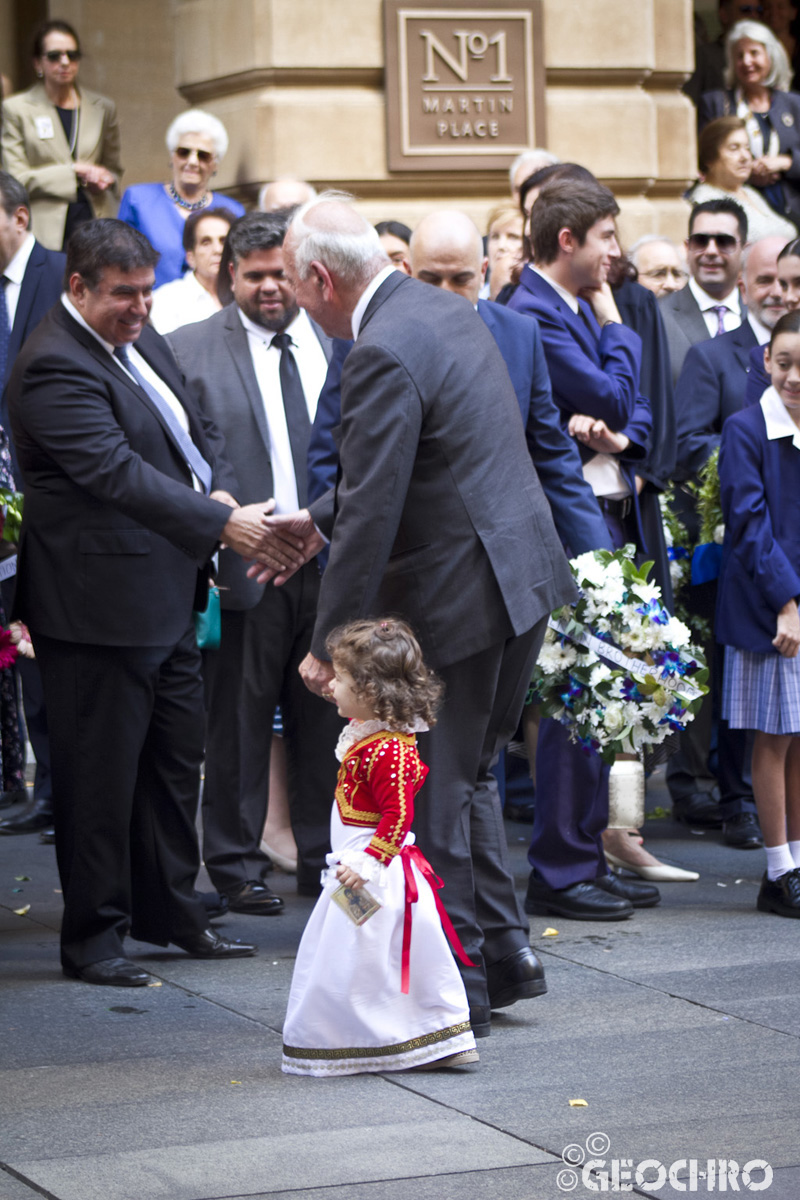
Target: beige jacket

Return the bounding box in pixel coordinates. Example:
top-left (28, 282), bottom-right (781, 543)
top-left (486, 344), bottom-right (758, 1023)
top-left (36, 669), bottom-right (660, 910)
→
top-left (1, 82), bottom-right (122, 250)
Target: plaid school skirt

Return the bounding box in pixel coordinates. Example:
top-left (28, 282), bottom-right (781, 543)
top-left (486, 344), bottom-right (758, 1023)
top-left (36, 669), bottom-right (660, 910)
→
top-left (722, 646), bottom-right (800, 735)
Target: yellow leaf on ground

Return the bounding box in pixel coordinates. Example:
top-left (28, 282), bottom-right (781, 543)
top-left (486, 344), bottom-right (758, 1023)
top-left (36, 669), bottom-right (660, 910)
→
top-left (542, 927), bottom-right (559, 937)
top-left (569, 1099), bottom-right (588, 1107)
top-left (13, 904), bottom-right (30, 916)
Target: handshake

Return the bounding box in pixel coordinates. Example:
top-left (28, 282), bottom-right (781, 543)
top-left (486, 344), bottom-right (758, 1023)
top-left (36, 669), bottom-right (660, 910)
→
top-left (212, 492), bottom-right (323, 586)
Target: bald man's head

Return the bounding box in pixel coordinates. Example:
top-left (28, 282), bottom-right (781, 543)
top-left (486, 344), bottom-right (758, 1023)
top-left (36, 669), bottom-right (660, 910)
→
top-left (409, 211), bottom-right (487, 305)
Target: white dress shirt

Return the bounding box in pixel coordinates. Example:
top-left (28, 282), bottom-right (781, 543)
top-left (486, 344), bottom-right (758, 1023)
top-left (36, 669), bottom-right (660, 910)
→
top-left (149, 271), bottom-right (220, 335)
top-left (747, 311), bottom-right (771, 346)
top-left (351, 265), bottom-right (398, 339)
top-left (2, 233), bottom-right (36, 329)
top-left (689, 276), bottom-right (742, 338)
top-left (761, 385), bottom-right (800, 451)
top-left (61, 293), bottom-right (201, 489)
top-left (238, 306), bottom-right (328, 513)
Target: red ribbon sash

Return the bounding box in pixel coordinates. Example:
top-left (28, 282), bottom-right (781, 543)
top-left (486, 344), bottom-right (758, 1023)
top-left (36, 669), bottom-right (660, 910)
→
top-left (399, 844), bottom-right (474, 994)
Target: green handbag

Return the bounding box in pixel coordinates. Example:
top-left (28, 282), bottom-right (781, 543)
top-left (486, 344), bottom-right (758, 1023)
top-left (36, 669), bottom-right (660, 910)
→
top-left (194, 585), bottom-right (221, 649)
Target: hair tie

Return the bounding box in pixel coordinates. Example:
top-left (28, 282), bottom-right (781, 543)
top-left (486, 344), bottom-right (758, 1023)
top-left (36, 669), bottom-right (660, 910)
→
top-left (380, 621), bottom-right (389, 631)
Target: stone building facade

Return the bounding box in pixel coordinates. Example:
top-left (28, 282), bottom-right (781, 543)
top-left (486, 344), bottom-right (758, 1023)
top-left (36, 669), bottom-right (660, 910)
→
top-left (1, 0), bottom-right (697, 246)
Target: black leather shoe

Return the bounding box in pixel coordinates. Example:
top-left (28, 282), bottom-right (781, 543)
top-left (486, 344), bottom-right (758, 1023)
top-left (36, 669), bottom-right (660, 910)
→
top-left (0, 799), bottom-right (54, 835)
top-left (198, 891), bottom-right (229, 920)
top-left (672, 792), bottom-right (722, 829)
top-left (227, 880), bottom-right (284, 914)
top-left (39, 827), bottom-right (56, 845)
top-left (756, 869), bottom-right (800, 918)
top-left (504, 801), bottom-right (536, 823)
top-left (64, 957), bottom-right (154, 986)
top-left (172, 928), bottom-right (257, 957)
top-left (723, 813), bottom-right (764, 849)
top-left (525, 873), bottom-right (633, 920)
top-left (594, 872), bottom-right (660, 908)
top-left (0, 787), bottom-right (27, 810)
top-left (486, 946), bottom-right (547, 1008)
top-left (469, 1004), bottom-right (492, 1038)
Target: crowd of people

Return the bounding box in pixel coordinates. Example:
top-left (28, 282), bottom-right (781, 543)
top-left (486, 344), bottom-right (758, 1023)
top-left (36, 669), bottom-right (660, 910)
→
top-left (2, 10), bottom-right (800, 1072)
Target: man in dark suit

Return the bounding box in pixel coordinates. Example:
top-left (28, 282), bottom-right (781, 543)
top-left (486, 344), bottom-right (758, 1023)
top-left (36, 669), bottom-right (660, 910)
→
top-left (6, 219), bottom-right (271, 985)
top-left (671, 235), bottom-right (789, 848)
top-left (659, 198), bottom-right (748, 387)
top-left (169, 211), bottom-right (342, 905)
top-left (0, 170), bottom-right (64, 829)
top-left (252, 195), bottom-right (576, 1037)
top-left (508, 177), bottom-right (659, 920)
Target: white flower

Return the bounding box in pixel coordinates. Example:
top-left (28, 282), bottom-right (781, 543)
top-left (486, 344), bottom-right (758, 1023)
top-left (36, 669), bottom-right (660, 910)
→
top-left (543, 626), bottom-right (558, 645)
top-left (571, 552), bottom-right (608, 588)
top-left (589, 662), bottom-right (613, 688)
top-left (603, 702), bottom-right (626, 736)
top-left (628, 580), bottom-right (661, 606)
top-left (537, 641), bottom-right (578, 675)
top-left (713, 524), bottom-right (725, 545)
top-left (664, 616), bottom-right (692, 649)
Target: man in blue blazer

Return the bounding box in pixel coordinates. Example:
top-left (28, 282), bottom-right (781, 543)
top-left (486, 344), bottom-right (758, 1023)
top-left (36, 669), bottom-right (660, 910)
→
top-left (0, 171), bottom-right (64, 832)
top-left (508, 177), bottom-right (659, 921)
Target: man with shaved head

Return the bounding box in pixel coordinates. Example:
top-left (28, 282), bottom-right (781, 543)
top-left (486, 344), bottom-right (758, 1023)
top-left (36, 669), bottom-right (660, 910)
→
top-left (253, 193), bottom-right (576, 1037)
top-left (408, 210), bottom-right (611, 555)
top-left (257, 178), bottom-right (317, 213)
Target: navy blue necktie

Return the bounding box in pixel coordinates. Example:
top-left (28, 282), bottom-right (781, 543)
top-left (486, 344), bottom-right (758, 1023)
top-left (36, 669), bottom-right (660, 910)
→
top-left (114, 344), bottom-right (213, 494)
top-left (271, 331), bottom-right (310, 507)
top-left (0, 277), bottom-right (10, 387)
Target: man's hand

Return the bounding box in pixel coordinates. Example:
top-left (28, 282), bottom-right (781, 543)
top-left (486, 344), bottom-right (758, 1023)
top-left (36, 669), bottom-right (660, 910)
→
top-left (221, 502), bottom-right (278, 558)
top-left (299, 652), bottom-right (335, 698)
top-left (247, 509), bottom-right (324, 586)
top-left (578, 281), bottom-right (622, 326)
top-left (210, 489), bottom-right (239, 509)
top-left (774, 599), bottom-right (800, 658)
top-left (568, 413), bottom-right (630, 455)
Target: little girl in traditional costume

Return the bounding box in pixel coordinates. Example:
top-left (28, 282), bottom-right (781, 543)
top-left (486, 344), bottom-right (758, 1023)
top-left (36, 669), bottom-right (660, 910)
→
top-left (282, 618), bottom-right (478, 1075)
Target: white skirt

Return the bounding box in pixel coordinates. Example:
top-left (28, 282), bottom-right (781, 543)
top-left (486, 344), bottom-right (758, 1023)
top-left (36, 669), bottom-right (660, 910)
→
top-left (282, 807), bottom-right (475, 1076)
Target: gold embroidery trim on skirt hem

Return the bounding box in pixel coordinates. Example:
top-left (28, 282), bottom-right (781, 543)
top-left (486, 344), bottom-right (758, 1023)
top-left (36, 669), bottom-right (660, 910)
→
top-left (283, 1020), bottom-right (471, 1060)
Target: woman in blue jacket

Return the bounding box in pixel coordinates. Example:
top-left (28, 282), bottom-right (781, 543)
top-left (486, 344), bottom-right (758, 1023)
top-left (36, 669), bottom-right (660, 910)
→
top-left (718, 309), bottom-right (800, 918)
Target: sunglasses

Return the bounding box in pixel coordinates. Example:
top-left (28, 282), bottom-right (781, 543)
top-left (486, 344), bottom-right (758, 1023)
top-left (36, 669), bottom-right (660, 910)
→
top-left (43, 49), bottom-right (82, 62)
top-left (687, 232), bottom-right (739, 253)
top-left (174, 146), bottom-right (214, 163)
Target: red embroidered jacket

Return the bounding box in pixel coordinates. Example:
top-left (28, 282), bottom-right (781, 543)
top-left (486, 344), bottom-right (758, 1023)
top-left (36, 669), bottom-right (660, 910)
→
top-left (335, 730), bottom-right (428, 866)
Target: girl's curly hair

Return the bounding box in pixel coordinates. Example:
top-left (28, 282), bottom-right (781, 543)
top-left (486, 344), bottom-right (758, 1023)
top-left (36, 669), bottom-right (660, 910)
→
top-left (326, 617), bottom-right (443, 729)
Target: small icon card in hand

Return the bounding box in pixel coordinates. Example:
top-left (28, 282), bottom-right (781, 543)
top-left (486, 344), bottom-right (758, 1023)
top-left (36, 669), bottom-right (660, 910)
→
top-left (331, 883), bottom-right (382, 926)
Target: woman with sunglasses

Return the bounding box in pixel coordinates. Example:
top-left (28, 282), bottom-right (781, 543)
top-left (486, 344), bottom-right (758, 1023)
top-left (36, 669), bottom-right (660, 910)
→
top-left (117, 110), bottom-right (244, 289)
top-left (699, 19), bottom-right (800, 223)
top-left (0, 19), bottom-right (121, 251)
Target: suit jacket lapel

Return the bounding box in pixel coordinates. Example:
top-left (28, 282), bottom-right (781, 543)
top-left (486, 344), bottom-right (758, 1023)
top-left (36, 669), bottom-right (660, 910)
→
top-left (29, 82), bottom-right (73, 165)
top-left (8, 245), bottom-right (42, 365)
top-left (674, 286), bottom-right (711, 344)
top-left (76, 90), bottom-right (104, 162)
top-left (731, 320), bottom-right (757, 371)
top-left (358, 271), bottom-right (408, 333)
top-left (220, 305), bottom-right (273, 458)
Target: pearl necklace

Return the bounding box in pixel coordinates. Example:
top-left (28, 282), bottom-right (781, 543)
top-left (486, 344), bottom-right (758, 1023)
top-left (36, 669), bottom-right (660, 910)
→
top-left (168, 183), bottom-right (210, 212)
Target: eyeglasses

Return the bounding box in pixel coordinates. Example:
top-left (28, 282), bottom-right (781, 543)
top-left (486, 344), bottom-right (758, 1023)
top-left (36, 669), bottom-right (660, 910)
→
top-left (738, 4), bottom-right (764, 14)
top-left (174, 146), bottom-right (214, 164)
top-left (687, 232), bottom-right (740, 253)
top-left (641, 267), bottom-right (689, 281)
top-left (43, 49), bottom-right (82, 62)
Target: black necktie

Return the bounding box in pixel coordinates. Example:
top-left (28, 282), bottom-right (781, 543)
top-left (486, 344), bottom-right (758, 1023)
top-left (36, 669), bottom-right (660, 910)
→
top-left (0, 277), bottom-right (10, 386)
top-left (114, 345), bottom-right (213, 493)
top-left (271, 331), bottom-right (311, 507)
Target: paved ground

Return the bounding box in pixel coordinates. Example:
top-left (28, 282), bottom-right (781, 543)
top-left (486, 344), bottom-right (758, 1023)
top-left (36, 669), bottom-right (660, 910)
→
top-left (1, 768), bottom-right (798, 1200)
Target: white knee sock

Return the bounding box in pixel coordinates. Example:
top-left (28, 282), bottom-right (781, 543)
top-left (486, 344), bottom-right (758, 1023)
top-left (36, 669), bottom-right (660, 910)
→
top-left (788, 840), bottom-right (800, 869)
top-left (766, 844), bottom-right (795, 880)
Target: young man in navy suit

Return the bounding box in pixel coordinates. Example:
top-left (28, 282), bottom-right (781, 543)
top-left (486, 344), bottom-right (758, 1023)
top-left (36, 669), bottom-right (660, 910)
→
top-left (0, 170), bottom-right (64, 832)
top-left (509, 177), bottom-right (659, 921)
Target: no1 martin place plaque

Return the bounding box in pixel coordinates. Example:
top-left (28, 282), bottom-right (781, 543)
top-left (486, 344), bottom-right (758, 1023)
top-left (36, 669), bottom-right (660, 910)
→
top-left (384, 0), bottom-right (545, 172)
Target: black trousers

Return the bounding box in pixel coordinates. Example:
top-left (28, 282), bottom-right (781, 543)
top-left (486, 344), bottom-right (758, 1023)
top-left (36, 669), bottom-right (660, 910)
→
top-left (414, 618), bottom-right (547, 1009)
top-left (33, 626), bottom-right (208, 972)
top-left (202, 563), bottom-right (341, 894)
